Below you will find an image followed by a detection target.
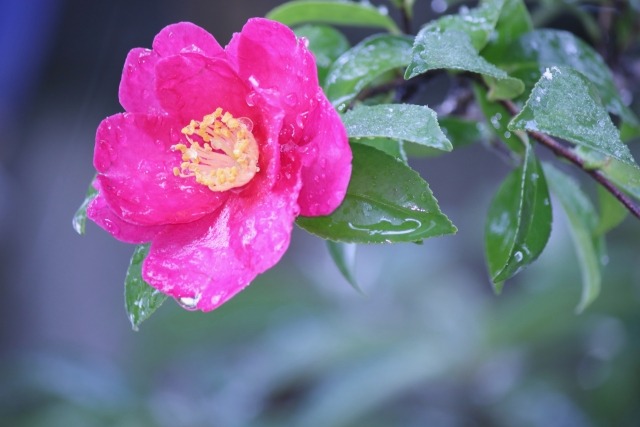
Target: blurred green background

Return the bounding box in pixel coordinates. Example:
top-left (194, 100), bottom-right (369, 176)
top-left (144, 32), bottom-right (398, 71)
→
top-left (1, 1), bottom-right (639, 426)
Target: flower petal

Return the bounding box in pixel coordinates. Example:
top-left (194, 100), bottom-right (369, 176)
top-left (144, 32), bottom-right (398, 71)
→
top-left (155, 54), bottom-right (254, 125)
top-left (227, 18), bottom-right (319, 129)
top-left (142, 157), bottom-right (303, 312)
top-left (297, 95), bottom-right (352, 216)
top-left (94, 112), bottom-right (228, 225)
top-left (119, 48), bottom-right (164, 114)
top-left (152, 22), bottom-right (224, 58)
top-left (87, 190), bottom-right (163, 244)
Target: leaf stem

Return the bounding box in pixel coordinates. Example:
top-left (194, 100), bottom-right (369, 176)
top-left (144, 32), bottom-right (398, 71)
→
top-left (502, 99), bottom-right (640, 220)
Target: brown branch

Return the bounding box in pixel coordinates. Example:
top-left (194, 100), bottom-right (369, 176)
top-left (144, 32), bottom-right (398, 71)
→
top-left (501, 100), bottom-right (640, 220)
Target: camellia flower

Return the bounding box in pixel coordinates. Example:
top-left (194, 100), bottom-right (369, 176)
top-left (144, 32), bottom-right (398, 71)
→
top-left (88, 18), bottom-right (352, 311)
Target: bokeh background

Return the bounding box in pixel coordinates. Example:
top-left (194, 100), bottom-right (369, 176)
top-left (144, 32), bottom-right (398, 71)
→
top-left (1, 0), bottom-right (640, 426)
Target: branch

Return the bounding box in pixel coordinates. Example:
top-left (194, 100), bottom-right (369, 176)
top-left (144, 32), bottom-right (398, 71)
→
top-left (501, 99), bottom-right (640, 220)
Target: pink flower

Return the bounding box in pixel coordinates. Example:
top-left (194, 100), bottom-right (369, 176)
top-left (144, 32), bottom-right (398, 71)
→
top-left (88, 18), bottom-right (352, 311)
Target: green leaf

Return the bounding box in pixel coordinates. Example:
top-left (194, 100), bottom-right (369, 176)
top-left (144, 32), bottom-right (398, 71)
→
top-left (327, 241), bottom-right (362, 293)
top-left (297, 144), bottom-right (456, 243)
top-left (343, 104), bottom-right (452, 152)
top-left (125, 244), bottom-right (167, 331)
top-left (573, 146), bottom-right (640, 201)
top-left (266, 1), bottom-right (401, 34)
top-left (595, 186), bottom-right (628, 235)
top-left (403, 116), bottom-right (489, 157)
top-left (485, 144), bottom-right (552, 289)
top-left (509, 66), bottom-right (637, 167)
top-left (481, 0), bottom-right (533, 63)
top-left (496, 29), bottom-right (639, 125)
top-left (405, 29), bottom-right (524, 100)
top-left (293, 24), bottom-right (350, 85)
top-left (424, 0), bottom-right (505, 50)
top-left (72, 178), bottom-right (98, 235)
top-left (543, 164), bottom-right (602, 312)
top-left (473, 83), bottom-right (526, 155)
top-left (325, 34), bottom-right (413, 110)
top-left (352, 137), bottom-right (407, 163)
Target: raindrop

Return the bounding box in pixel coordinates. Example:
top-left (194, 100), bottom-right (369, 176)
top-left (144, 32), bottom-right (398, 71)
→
top-left (504, 131), bottom-right (511, 139)
top-left (177, 294), bottom-right (201, 311)
top-left (514, 251), bottom-right (523, 262)
top-left (285, 93), bottom-right (298, 107)
top-left (238, 117), bottom-right (254, 132)
top-left (296, 111), bottom-right (309, 128)
top-left (245, 91), bottom-right (257, 107)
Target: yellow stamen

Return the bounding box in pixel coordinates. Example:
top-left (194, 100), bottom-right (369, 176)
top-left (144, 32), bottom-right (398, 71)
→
top-left (171, 109), bottom-right (259, 192)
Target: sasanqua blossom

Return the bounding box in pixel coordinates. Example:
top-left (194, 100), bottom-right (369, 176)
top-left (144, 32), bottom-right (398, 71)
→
top-left (88, 18), bottom-right (352, 311)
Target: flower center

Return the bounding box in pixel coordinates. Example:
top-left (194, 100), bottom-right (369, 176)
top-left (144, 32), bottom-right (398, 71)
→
top-left (172, 108), bottom-right (259, 192)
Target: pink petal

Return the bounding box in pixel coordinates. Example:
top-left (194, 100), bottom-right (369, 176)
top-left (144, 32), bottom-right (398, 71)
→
top-left (155, 54), bottom-right (254, 125)
top-left (227, 18), bottom-right (319, 128)
top-left (142, 157), bottom-right (303, 312)
top-left (152, 22), bottom-right (224, 58)
top-left (94, 112), bottom-right (228, 225)
top-left (297, 95), bottom-right (352, 216)
top-left (119, 48), bottom-right (164, 114)
top-left (87, 191), bottom-right (163, 244)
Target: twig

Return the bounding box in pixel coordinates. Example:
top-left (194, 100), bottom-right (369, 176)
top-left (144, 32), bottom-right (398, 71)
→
top-left (501, 100), bottom-right (640, 220)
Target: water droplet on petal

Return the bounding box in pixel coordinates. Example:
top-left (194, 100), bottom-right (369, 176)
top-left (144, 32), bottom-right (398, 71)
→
top-left (285, 93), bottom-right (298, 107)
top-left (245, 91), bottom-right (257, 107)
top-left (296, 111), bottom-right (309, 128)
top-left (177, 294), bottom-right (201, 311)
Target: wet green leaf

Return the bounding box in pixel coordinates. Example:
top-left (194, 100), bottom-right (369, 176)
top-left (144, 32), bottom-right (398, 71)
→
top-left (352, 137), bottom-right (407, 163)
top-left (403, 116), bottom-right (489, 157)
top-left (543, 164), bottom-right (602, 312)
top-left (473, 83), bottom-right (526, 155)
top-left (125, 244), bottom-right (167, 331)
top-left (327, 241), bottom-right (362, 293)
top-left (481, 0), bottom-right (533, 63)
top-left (595, 186), bottom-right (628, 236)
top-left (72, 178), bottom-right (97, 235)
top-left (325, 34), bottom-right (413, 110)
top-left (297, 144), bottom-right (456, 243)
top-left (485, 145), bottom-right (552, 289)
top-left (267, 1), bottom-right (400, 34)
top-left (293, 25), bottom-right (350, 85)
top-left (405, 29), bottom-right (524, 100)
top-left (573, 146), bottom-right (640, 201)
top-left (496, 29), bottom-right (639, 125)
top-left (343, 104), bottom-right (452, 152)
top-left (509, 66), bottom-right (637, 167)
top-left (425, 0), bottom-right (505, 50)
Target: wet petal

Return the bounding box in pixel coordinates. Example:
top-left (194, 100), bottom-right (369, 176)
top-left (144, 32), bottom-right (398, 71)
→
top-left (142, 159), bottom-right (303, 311)
top-left (297, 95), bottom-right (352, 216)
top-left (152, 22), bottom-right (224, 57)
top-left (155, 54), bottom-right (254, 125)
top-left (227, 18), bottom-right (319, 129)
top-left (94, 112), bottom-right (228, 225)
top-left (87, 191), bottom-right (163, 244)
top-left (119, 48), bottom-right (164, 114)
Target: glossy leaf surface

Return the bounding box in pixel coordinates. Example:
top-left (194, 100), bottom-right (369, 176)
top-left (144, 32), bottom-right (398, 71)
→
top-left (297, 144), bottom-right (456, 243)
top-left (267, 1), bottom-right (401, 34)
top-left (543, 164), bottom-right (602, 312)
top-left (343, 104), bottom-right (452, 152)
top-left (510, 66), bottom-right (637, 167)
top-left (485, 145), bottom-right (552, 290)
top-left (125, 244), bottom-right (167, 331)
top-left (405, 29), bottom-right (524, 100)
top-left (325, 34), bottom-right (413, 110)
top-left (497, 29), bottom-right (638, 125)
